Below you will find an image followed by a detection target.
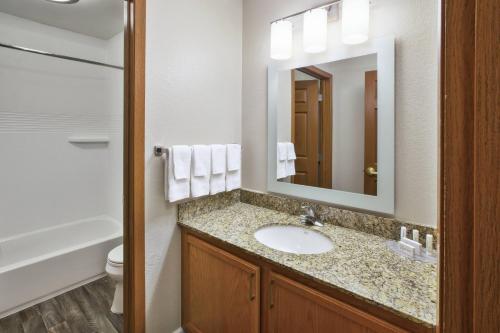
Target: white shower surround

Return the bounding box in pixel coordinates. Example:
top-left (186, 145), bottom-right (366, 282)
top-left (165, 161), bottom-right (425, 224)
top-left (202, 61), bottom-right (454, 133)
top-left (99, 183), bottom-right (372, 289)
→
top-left (0, 12), bottom-right (125, 317)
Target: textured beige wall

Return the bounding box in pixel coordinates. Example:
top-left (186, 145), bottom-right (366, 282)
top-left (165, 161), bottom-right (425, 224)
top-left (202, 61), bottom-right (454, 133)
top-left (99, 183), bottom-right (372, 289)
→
top-left (242, 0), bottom-right (439, 226)
top-left (145, 0), bottom-right (242, 331)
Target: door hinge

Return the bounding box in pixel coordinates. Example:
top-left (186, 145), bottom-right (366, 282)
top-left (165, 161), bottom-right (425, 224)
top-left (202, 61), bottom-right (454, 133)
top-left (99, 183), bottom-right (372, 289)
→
top-left (318, 94), bottom-right (323, 102)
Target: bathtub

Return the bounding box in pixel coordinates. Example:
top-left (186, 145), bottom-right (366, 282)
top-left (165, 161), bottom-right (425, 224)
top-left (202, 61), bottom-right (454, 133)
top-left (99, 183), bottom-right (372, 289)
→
top-left (0, 216), bottom-right (122, 318)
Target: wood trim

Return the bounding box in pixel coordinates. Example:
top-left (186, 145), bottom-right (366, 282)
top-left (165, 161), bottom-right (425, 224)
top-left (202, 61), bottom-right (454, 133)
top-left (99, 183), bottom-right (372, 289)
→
top-left (439, 0), bottom-right (475, 329)
top-left (439, 0), bottom-right (500, 332)
top-left (319, 76), bottom-right (332, 188)
top-left (181, 227), bottom-right (434, 333)
top-left (298, 65), bottom-right (333, 80)
top-left (123, 0), bottom-right (146, 332)
top-left (473, 0), bottom-right (499, 331)
top-left (291, 70), bottom-right (296, 143)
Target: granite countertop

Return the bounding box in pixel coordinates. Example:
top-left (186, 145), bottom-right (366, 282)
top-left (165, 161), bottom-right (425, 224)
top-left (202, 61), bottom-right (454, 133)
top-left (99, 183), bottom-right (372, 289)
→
top-left (178, 202), bottom-right (437, 327)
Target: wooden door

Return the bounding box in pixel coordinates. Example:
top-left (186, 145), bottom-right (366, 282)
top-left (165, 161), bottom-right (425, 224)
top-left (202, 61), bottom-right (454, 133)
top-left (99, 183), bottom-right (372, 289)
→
top-left (267, 272), bottom-right (407, 333)
top-left (364, 70), bottom-right (378, 195)
top-left (182, 234), bottom-right (260, 333)
top-left (293, 80), bottom-right (319, 186)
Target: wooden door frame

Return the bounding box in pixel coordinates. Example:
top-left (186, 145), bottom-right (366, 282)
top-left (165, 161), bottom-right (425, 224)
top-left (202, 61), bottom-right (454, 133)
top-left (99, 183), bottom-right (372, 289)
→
top-left (293, 66), bottom-right (333, 188)
top-left (439, 0), bottom-right (499, 332)
top-left (123, 0), bottom-right (146, 332)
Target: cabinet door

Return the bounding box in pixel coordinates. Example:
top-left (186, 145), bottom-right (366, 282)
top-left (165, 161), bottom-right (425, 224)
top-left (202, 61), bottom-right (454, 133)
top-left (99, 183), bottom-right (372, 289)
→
top-left (182, 234), bottom-right (260, 333)
top-left (268, 272), bottom-right (407, 333)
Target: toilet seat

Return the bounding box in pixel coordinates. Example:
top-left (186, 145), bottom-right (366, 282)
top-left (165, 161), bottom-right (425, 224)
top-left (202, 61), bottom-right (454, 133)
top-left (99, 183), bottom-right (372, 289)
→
top-left (107, 244), bottom-right (123, 266)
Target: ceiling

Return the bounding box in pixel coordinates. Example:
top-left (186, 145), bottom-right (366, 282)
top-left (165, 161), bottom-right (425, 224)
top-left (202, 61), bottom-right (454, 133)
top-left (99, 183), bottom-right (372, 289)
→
top-left (0, 0), bottom-right (124, 40)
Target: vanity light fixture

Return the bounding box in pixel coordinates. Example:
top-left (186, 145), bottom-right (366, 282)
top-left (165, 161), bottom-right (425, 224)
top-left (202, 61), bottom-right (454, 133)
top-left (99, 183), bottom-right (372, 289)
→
top-left (341, 0), bottom-right (370, 44)
top-left (270, 0), bottom-right (371, 60)
top-left (270, 20), bottom-right (293, 60)
top-left (303, 8), bottom-right (328, 54)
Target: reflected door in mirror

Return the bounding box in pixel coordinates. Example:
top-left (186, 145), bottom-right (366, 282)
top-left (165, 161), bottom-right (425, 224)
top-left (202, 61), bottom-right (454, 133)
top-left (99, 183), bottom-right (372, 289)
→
top-left (292, 79), bottom-right (319, 186)
top-left (291, 66), bottom-right (333, 188)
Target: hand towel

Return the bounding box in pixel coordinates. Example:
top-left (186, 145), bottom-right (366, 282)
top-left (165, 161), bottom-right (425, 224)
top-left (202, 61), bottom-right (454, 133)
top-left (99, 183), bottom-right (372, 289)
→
top-left (286, 158), bottom-right (296, 177)
top-left (226, 169), bottom-right (241, 191)
top-left (277, 142), bottom-right (287, 161)
top-left (286, 142), bottom-right (296, 160)
top-left (191, 147), bottom-right (210, 198)
top-left (210, 144), bottom-right (226, 194)
top-left (165, 147), bottom-right (190, 202)
top-left (172, 145), bottom-right (191, 180)
top-left (226, 144), bottom-right (241, 171)
top-left (211, 144), bottom-right (226, 175)
top-left (286, 142), bottom-right (296, 177)
top-left (192, 145), bottom-right (211, 177)
top-left (277, 143), bottom-right (287, 179)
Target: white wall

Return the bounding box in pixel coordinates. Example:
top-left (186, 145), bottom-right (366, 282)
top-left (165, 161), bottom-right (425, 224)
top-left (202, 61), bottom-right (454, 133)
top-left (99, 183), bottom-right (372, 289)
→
top-left (145, 0), bottom-right (242, 331)
top-left (242, 0), bottom-right (439, 226)
top-left (0, 13), bottom-right (123, 238)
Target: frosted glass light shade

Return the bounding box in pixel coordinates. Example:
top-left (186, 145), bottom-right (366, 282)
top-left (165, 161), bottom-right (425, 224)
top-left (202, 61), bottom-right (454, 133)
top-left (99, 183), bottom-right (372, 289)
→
top-left (342, 0), bottom-right (369, 44)
top-left (303, 8), bottom-right (328, 53)
top-left (270, 20), bottom-right (293, 60)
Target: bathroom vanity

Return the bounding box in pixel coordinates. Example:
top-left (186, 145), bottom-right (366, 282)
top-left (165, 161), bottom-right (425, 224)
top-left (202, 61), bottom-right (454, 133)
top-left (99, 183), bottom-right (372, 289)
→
top-left (179, 24), bottom-right (438, 333)
top-left (178, 201), bottom-right (436, 333)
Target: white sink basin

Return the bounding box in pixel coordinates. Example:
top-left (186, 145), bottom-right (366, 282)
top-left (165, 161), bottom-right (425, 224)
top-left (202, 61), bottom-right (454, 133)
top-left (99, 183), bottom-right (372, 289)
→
top-left (254, 225), bottom-right (333, 254)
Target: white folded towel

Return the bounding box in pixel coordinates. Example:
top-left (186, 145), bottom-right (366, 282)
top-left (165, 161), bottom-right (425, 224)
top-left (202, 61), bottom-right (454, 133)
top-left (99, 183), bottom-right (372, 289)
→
top-left (226, 169), bottom-right (241, 191)
top-left (286, 158), bottom-right (296, 176)
top-left (211, 144), bottom-right (226, 175)
top-left (277, 142), bottom-right (287, 161)
top-left (286, 142), bottom-right (296, 177)
top-left (172, 145), bottom-right (191, 180)
top-left (210, 144), bottom-right (226, 194)
top-left (286, 142), bottom-right (296, 160)
top-left (192, 145), bottom-right (211, 177)
top-left (191, 145), bottom-right (211, 197)
top-left (226, 144), bottom-right (241, 171)
top-left (165, 147), bottom-right (190, 202)
top-left (226, 144), bottom-right (241, 191)
top-left (210, 173), bottom-right (226, 194)
top-left (277, 143), bottom-right (287, 179)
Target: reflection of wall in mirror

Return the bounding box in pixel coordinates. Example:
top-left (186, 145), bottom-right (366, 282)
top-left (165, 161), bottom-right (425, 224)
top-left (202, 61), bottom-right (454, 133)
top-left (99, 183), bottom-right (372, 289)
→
top-left (316, 54), bottom-right (377, 194)
top-left (276, 71), bottom-right (293, 183)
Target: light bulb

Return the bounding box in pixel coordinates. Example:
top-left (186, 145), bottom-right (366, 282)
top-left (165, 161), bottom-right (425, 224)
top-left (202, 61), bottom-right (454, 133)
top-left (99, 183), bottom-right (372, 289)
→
top-left (303, 8), bottom-right (328, 54)
top-left (342, 0), bottom-right (369, 44)
top-left (270, 20), bottom-right (293, 60)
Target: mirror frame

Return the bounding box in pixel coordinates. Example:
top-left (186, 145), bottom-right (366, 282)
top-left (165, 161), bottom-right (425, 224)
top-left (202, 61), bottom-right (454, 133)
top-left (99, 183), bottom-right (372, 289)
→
top-left (267, 36), bottom-right (395, 214)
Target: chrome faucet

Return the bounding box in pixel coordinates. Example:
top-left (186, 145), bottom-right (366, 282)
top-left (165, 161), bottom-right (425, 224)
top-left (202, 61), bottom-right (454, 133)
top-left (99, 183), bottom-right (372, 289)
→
top-left (300, 205), bottom-right (323, 227)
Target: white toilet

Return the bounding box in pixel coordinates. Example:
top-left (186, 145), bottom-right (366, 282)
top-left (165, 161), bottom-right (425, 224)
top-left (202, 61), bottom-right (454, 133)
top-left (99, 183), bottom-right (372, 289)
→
top-left (106, 244), bottom-right (123, 314)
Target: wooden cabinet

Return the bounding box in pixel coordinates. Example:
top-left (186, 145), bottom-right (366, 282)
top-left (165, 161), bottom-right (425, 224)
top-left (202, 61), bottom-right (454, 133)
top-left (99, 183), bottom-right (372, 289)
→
top-left (182, 234), bottom-right (260, 333)
top-left (182, 231), bottom-right (430, 333)
top-left (267, 272), bottom-right (408, 333)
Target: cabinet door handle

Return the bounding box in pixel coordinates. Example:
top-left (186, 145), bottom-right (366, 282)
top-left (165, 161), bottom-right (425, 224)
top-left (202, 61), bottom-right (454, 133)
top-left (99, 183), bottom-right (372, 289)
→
top-left (269, 279), bottom-right (274, 308)
top-left (249, 273), bottom-right (256, 301)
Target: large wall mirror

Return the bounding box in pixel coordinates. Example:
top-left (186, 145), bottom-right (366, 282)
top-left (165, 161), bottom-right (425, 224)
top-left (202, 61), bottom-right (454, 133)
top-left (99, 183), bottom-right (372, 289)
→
top-left (268, 37), bottom-right (394, 214)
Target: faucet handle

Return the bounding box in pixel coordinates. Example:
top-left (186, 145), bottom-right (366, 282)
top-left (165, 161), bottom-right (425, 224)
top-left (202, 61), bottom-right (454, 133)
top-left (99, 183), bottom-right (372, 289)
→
top-left (301, 205), bottom-right (314, 217)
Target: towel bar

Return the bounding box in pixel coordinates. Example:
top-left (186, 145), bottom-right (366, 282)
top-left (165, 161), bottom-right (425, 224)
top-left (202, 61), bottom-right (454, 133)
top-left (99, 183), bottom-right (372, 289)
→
top-left (153, 144), bottom-right (242, 157)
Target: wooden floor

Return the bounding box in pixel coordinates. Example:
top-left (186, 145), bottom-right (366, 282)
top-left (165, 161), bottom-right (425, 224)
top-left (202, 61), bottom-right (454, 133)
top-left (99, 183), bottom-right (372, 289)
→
top-left (0, 277), bottom-right (123, 333)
